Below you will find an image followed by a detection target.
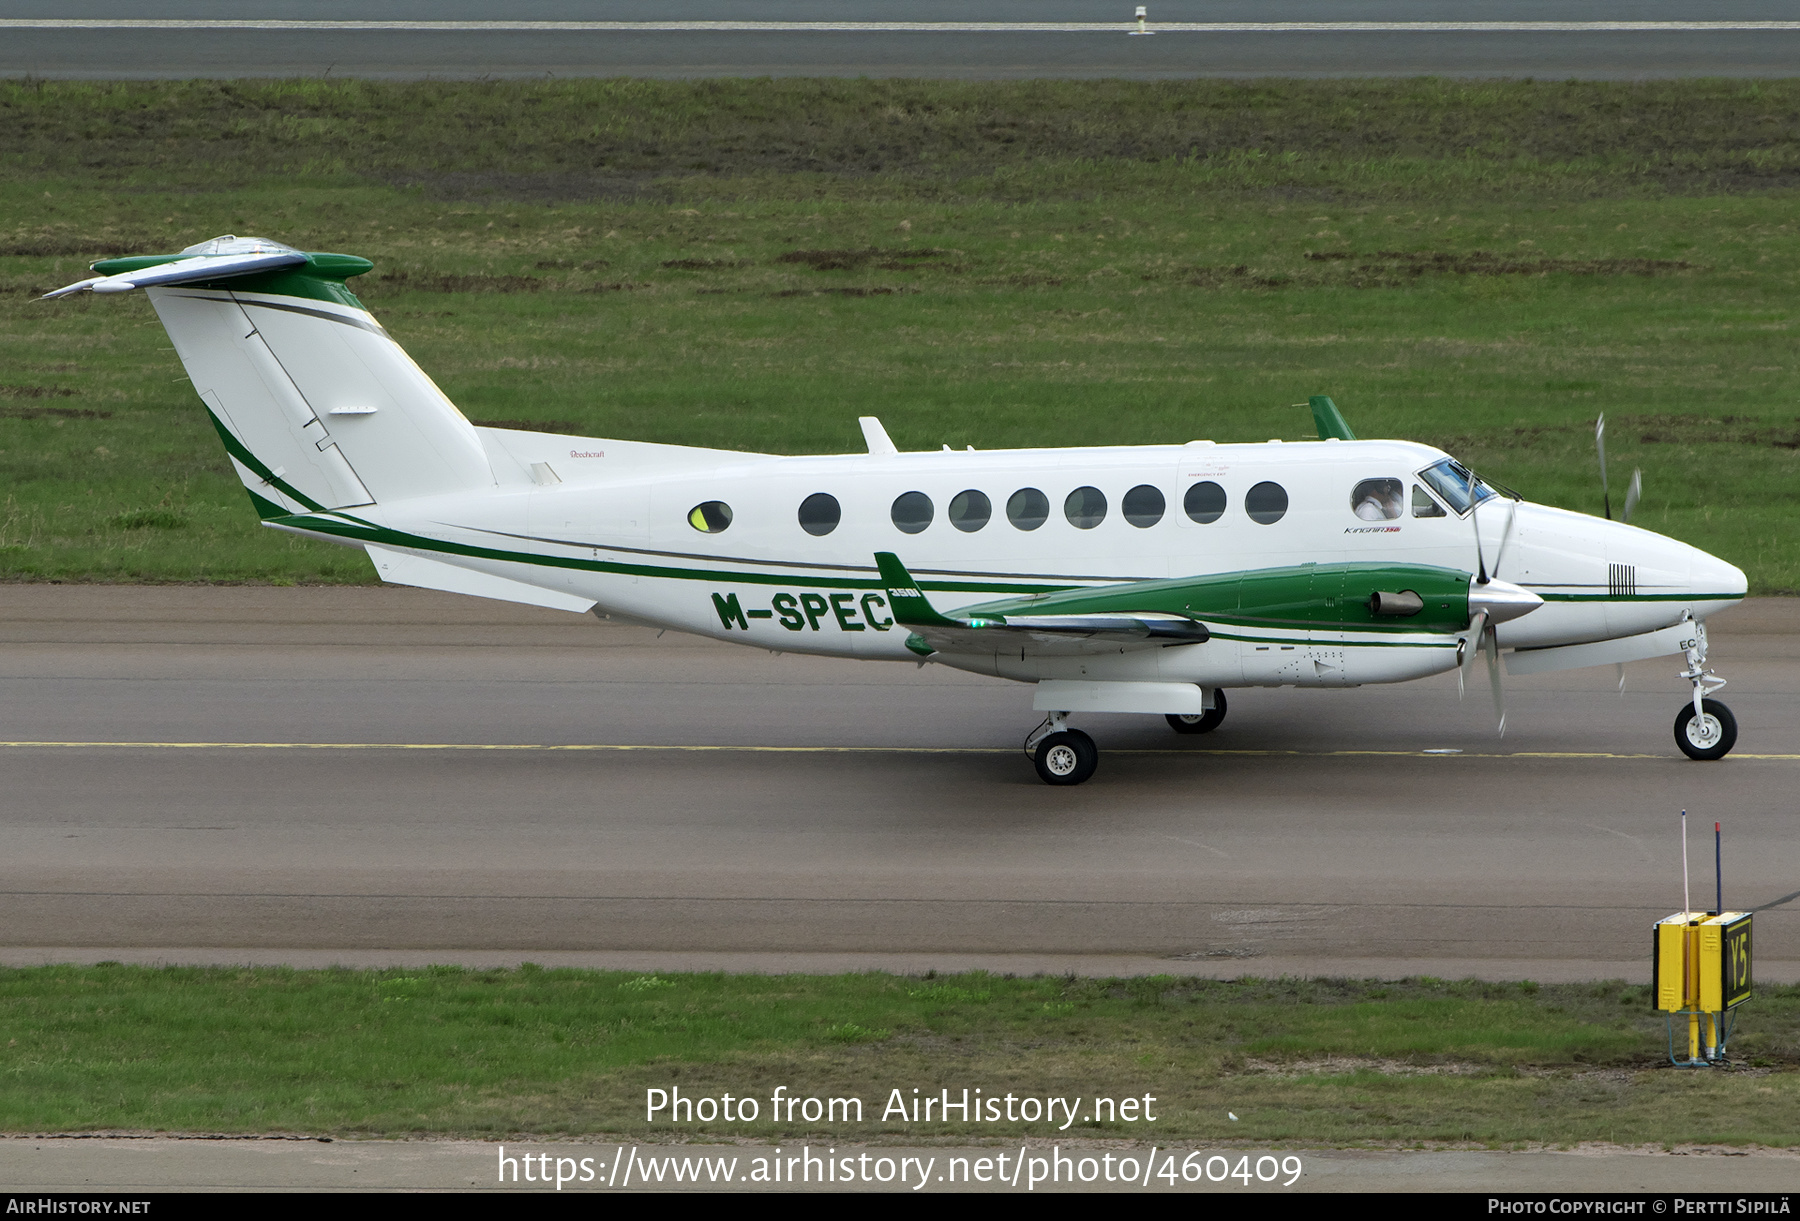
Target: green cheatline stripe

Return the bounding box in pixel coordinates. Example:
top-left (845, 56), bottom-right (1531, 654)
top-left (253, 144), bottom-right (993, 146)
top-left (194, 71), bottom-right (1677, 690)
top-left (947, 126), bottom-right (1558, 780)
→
top-left (204, 408), bottom-right (328, 515)
top-left (278, 512), bottom-right (1072, 595)
top-left (2, 741), bottom-right (1796, 760)
top-left (278, 515), bottom-right (1745, 612)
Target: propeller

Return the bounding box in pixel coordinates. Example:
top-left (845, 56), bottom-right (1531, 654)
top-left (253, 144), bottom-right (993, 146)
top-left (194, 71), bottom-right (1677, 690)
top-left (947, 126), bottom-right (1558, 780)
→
top-left (1460, 578), bottom-right (1540, 735)
top-left (1461, 464), bottom-right (1534, 735)
top-left (1596, 413), bottom-right (1611, 520)
top-left (1596, 413), bottom-right (1646, 523)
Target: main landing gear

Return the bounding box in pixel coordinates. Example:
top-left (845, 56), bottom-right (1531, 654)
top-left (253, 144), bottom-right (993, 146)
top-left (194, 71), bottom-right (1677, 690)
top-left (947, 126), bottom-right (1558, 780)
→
top-left (1025, 692), bottom-right (1230, 786)
top-left (1165, 689), bottom-right (1228, 736)
top-left (1674, 616), bottom-right (1737, 761)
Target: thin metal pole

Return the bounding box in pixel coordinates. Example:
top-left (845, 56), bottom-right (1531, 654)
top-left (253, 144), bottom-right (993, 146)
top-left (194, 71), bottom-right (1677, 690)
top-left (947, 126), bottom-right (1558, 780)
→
top-left (1715, 821), bottom-right (1723, 914)
top-left (1682, 809), bottom-right (1690, 915)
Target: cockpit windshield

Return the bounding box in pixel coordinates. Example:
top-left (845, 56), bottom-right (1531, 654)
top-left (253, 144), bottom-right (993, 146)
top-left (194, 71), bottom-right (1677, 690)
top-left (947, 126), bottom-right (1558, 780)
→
top-left (1417, 458), bottom-right (1500, 515)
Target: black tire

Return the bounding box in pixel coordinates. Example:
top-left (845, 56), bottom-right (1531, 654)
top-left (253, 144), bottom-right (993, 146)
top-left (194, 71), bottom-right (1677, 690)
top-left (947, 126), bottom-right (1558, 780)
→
top-left (1166, 689), bottom-right (1228, 735)
top-left (1034, 729), bottom-right (1099, 786)
top-left (1674, 698), bottom-right (1737, 761)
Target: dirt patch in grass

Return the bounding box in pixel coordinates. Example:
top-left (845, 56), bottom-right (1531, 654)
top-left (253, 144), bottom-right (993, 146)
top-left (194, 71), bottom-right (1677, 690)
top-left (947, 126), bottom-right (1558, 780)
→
top-left (471, 418), bottom-right (589, 435)
top-left (367, 270), bottom-right (545, 294)
top-left (661, 257), bottom-right (751, 270)
top-left (776, 247), bottom-right (961, 272)
top-left (0, 386), bottom-right (77, 399)
top-left (771, 286), bottom-right (917, 298)
top-left (0, 236), bottom-right (152, 258)
top-left (0, 404), bottom-right (110, 420)
top-left (1305, 249), bottom-right (1698, 279)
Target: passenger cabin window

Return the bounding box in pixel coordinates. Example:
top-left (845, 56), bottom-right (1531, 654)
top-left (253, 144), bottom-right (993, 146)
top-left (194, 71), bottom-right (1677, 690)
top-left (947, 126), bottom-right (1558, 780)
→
top-left (1412, 484), bottom-right (1447, 518)
top-left (1417, 457), bottom-right (1497, 515)
top-left (1122, 484), bottom-right (1165, 528)
top-left (891, 491), bottom-right (934, 534)
top-left (1351, 478), bottom-right (1403, 521)
top-left (1245, 481), bottom-right (1289, 525)
top-left (1007, 487), bottom-right (1049, 531)
top-left (1184, 481), bottom-right (1226, 524)
top-left (688, 501), bottom-right (733, 533)
top-left (798, 492), bottom-right (840, 536)
top-left (1064, 486), bottom-right (1107, 529)
top-left (949, 489), bottom-right (991, 532)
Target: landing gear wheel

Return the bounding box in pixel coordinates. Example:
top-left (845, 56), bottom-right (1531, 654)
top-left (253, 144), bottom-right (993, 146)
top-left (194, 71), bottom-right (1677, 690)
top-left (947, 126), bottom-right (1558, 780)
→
top-left (1034, 729), bottom-right (1098, 786)
top-left (1674, 698), bottom-right (1737, 761)
top-left (1166, 690), bottom-right (1227, 735)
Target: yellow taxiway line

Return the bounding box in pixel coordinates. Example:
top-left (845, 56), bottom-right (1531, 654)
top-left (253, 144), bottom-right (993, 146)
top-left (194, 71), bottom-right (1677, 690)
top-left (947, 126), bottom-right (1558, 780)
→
top-left (2, 741), bottom-right (1798, 760)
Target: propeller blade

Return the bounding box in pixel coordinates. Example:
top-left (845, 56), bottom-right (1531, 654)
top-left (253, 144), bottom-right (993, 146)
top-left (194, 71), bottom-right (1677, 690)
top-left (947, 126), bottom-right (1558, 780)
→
top-left (1491, 495), bottom-right (1519, 577)
top-left (1595, 414), bottom-right (1611, 520)
top-left (1485, 625), bottom-right (1506, 736)
top-left (1459, 608), bottom-right (1489, 700)
top-left (1623, 468), bottom-right (1642, 523)
top-left (1471, 498), bottom-right (1489, 585)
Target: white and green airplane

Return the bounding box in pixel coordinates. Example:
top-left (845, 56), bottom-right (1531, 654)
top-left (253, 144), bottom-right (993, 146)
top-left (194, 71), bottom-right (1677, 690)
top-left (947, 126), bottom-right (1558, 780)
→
top-left (48, 236), bottom-right (1748, 784)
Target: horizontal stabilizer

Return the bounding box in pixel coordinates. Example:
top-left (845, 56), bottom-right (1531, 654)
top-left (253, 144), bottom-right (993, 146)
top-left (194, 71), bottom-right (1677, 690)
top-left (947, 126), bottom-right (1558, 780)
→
top-left (1505, 622), bottom-right (1692, 676)
top-left (43, 250), bottom-right (306, 299)
top-left (366, 544), bottom-right (595, 614)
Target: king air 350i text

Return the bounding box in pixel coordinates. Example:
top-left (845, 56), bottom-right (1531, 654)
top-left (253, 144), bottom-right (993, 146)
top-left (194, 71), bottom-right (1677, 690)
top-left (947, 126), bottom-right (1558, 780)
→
top-left (48, 237), bottom-right (1748, 784)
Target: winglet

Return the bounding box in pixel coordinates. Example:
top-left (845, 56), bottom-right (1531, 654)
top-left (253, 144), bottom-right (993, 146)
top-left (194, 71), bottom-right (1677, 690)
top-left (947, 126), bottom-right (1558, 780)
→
top-left (874, 553), bottom-right (961, 627)
top-left (1310, 395), bottom-right (1356, 441)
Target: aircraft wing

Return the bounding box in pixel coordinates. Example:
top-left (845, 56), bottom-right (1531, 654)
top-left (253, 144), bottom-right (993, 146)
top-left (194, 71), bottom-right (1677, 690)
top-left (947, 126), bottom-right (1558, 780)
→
top-left (874, 552), bottom-right (1209, 657)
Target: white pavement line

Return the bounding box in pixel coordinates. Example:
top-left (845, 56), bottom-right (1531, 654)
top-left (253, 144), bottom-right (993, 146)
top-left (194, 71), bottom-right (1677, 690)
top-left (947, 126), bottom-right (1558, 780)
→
top-left (5, 19), bottom-right (1800, 33)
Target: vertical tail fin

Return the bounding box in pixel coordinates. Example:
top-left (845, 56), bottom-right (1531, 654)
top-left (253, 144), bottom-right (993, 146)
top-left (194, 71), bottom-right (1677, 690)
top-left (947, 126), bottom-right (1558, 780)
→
top-left (47, 236), bottom-right (494, 514)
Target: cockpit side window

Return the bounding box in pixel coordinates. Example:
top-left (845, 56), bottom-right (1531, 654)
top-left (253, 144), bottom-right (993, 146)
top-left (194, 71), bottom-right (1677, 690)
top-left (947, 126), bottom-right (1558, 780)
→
top-left (1411, 484), bottom-right (1447, 518)
top-left (1350, 478), bottom-right (1403, 521)
top-left (1417, 458), bottom-right (1497, 515)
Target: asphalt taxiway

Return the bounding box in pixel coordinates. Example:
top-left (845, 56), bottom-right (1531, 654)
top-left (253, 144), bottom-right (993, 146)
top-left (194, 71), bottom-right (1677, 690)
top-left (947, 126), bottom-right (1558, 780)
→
top-left (1, 583), bottom-right (1794, 979)
top-left (5, 1), bottom-right (1800, 80)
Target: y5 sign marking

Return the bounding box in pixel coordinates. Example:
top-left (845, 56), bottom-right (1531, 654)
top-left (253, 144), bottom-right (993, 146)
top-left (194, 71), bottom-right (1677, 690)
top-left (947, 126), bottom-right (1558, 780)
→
top-left (713, 591), bottom-right (894, 633)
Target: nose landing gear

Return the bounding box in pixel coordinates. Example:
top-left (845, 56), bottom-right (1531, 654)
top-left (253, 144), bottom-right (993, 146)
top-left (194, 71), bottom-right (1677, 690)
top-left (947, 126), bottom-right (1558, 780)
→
top-left (1674, 616), bottom-right (1736, 761)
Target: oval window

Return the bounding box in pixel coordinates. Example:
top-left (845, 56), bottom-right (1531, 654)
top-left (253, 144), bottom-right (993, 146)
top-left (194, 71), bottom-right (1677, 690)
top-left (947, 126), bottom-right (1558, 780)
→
top-left (1184, 481), bottom-right (1227, 524)
top-left (798, 492), bottom-right (841, 536)
top-left (949, 489), bottom-right (991, 533)
top-left (688, 501), bottom-right (733, 533)
top-left (891, 490), bottom-right (934, 534)
top-left (1006, 487), bottom-right (1049, 531)
top-left (1245, 481), bottom-right (1289, 525)
top-left (1122, 484), bottom-right (1165, 528)
top-left (1064, 486), bottom-right (1107, 530)
top-left (1350, 478), bottom-right (1403, 522)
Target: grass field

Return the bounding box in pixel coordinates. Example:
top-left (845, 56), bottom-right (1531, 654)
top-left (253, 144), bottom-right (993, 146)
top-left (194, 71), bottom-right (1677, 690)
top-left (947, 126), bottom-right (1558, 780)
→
top-left (1, 79), bottom-right (1798, 587)
top-left (1, 966), bottom-right (1795, 1144)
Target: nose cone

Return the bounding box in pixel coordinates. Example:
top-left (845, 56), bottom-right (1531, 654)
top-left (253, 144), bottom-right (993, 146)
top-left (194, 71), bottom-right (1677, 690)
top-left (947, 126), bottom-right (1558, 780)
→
top-left (1470, 577), bottom-right (1543, 625)
top-left (1690, 549), bottom-right (1748, 604)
